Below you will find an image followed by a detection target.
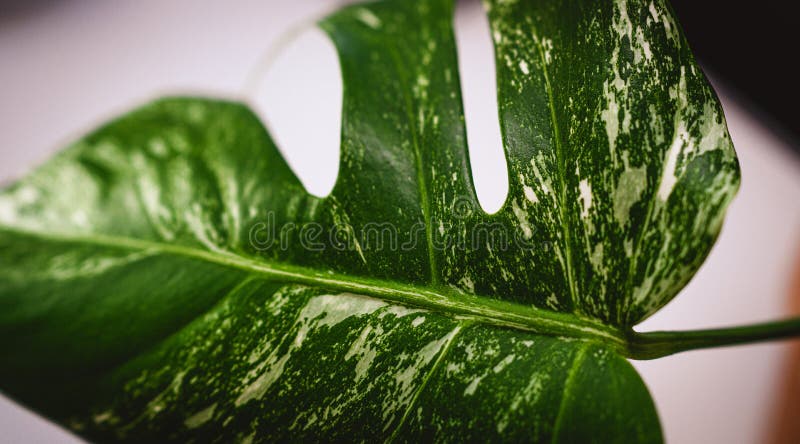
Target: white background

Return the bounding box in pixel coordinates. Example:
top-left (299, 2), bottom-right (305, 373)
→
top-left (1, 1), bottom-right (799, 442)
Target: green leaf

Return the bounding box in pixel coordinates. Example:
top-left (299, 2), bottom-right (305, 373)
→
top-left (0, 0), bottom-right (744, 441)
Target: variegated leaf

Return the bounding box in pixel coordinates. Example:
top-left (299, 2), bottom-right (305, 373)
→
top-left (0, 0), bottom-right (738, 442)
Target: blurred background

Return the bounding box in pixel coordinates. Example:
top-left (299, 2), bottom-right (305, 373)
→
top-left (1, 1), bottom-right (798, 442)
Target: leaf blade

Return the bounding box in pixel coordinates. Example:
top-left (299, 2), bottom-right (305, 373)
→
top-left (0, 0), bottom-right (741, 441)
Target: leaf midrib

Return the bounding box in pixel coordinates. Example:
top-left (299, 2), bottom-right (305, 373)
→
top-left (385, 44), bottom-right (440, 286)
top-left (532, 26), bottom-right (580, 315)
top-left (0, 225), bottom-right (627, 350)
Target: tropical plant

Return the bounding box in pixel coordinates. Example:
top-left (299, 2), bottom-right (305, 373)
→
top-left (1, 0), bottom-right (798, 442)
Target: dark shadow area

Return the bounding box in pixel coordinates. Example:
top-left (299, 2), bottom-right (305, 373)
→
top-left (671, 1), bottom-right (799, 154)
top-left (0, 0), bottom-right (70, 25)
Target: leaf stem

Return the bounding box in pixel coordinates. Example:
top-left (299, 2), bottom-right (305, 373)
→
top-left (5, 228), bottom-right (800, 361)
top-left (627, 317), bottom-right (800, 360)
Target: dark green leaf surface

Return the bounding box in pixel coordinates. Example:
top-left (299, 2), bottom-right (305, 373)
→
top-left (0, 0), bottom-right (738, 442)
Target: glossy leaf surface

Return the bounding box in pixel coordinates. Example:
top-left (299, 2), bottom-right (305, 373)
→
top-left (0, 0), bottom-right (738, 441)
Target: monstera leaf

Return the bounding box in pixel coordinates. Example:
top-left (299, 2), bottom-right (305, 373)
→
top-left (1, 0), bottom-right (795, 442)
